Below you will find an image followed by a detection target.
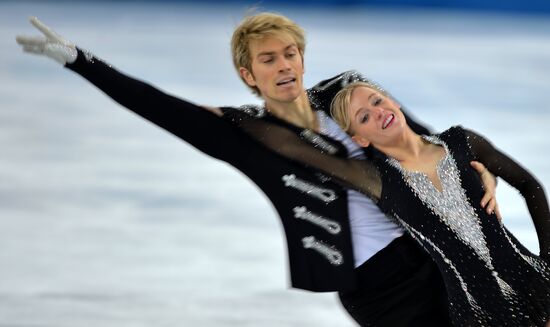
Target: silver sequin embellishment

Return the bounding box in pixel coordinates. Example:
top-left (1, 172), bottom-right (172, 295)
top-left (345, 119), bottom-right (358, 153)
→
top-left (302, 236), bottom-right (343, 265)
top-left (236, 104), bottom-right (266, 118)
top-left (300, 129), bottom-right (338, 154)
top-left (502, 227), bottom-right (550, 277)
top-left (307, 70), bottom-right (391, 110)
top-left (388, 135), bottom-right (518, 299)
top-left (396, 216), bottom-right (486, 320)
top-left (82, 49), bottom-right (94, 63)
top-left (315, 172), bottom-right (332, 183)
top-left (293, 206), bottom-right (341, 235)
top-left (310, 70), bottom-right (386, 93)
top-left (282, 174), bottom-right (337, 203)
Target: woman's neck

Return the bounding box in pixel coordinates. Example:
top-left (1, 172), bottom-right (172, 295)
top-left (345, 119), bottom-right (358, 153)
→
top-left (376, 127), bottom-right (429, 163)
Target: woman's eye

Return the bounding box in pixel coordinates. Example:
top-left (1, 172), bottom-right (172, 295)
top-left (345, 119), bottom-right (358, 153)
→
top-left (361, 114), bottom-right (369, 123)
top-left (373, 98), bottom-right (382, 106)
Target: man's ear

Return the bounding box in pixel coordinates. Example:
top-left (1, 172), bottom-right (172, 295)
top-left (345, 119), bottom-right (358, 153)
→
top-left (239, 67), bottom-right (256, 87)
top-left (352, 135), bottom-right (371, 148)
top-left (300, 50), bottom-right (305, 74)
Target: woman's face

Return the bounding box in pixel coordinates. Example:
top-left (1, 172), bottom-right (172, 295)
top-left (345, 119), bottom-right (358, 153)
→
top-left (347, 86), bottom-right (406, 148)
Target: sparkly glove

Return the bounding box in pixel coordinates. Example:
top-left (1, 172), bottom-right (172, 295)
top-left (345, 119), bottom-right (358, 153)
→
top-left (16, 17), bottom-right (77, 65)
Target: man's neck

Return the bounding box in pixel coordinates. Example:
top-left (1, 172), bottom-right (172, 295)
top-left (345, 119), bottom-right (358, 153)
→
top-left (265, 91), bottom-right (319, 131)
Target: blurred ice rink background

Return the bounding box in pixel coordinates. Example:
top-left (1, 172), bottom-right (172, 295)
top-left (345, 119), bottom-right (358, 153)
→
top-left (1, 1), bottom-right (549, 326)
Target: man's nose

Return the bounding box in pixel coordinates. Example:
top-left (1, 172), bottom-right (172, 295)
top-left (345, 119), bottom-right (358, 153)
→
top-left (278, 57), bottom-right (292, 71)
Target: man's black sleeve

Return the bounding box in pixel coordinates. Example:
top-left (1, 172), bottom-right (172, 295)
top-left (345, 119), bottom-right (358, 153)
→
top-left (65, 48), bottom-right (252, 164)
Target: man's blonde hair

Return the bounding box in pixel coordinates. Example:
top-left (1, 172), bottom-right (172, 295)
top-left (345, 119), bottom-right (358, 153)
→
top-left (231, 12), bottom-right (306, 95)
top-left (331, 81), bottom-right (381, 135)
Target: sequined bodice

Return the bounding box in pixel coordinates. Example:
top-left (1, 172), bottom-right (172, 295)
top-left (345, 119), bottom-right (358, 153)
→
top-left (382, 133), bottom-right (550, 326)
top-left (387, 136), bottom-right (515, 298)
top-left (389, 142), bottom-right (484, 251)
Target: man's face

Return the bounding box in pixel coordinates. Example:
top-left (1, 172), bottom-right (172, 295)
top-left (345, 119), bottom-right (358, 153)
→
top-left (240, 36), bottom-right (305, 106)
top-left (348, 86), bottom-right (406, 148)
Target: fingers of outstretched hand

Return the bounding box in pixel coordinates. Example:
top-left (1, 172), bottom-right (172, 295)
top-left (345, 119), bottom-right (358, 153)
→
top-left (22, 44), bottom-right (45, 55)
top-left (29, 16), bottom-right (60, 41)
top-left (16, 35), bottom-right (47, 47)
top-left (17, 17), bottom-right (77, 64)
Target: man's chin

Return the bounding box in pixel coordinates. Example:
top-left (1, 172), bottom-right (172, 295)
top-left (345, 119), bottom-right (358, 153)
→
top-left (262, 89), bottom-right (303, 105)
top-left (280, 88), bottom-right (304, 101)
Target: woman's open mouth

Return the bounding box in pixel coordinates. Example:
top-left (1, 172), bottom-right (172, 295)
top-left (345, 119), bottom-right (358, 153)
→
top-left (382, 114), bottom-right (395, 130)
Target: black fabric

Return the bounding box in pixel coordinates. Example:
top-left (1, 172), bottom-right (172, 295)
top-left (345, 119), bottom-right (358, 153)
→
top-left (225, 106), bottom-right (550, 324)
top-left (65, 49), bottom-right (399, 292)
top-left (375, 127), bottom-right (550, 326)
top-left (338, 235), bottom-right (452, 327)
top-left (466, 129), bottom-right (550, 261)
top-left (63, 49), bottom-right (453, 326)
top-left (65, 49), bottom-right (253, 164)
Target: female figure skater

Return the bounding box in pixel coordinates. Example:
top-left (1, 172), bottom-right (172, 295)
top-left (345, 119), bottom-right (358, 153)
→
top-left (329, 81), bottom-right (550, 326)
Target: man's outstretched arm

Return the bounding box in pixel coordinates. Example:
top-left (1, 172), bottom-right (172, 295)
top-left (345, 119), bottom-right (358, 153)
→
top-left (16, 17), bottom-right (250, 162)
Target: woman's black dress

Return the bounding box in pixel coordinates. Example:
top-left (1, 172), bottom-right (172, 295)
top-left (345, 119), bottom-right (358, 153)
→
top-left (375, 127), bottom-right (550, 326)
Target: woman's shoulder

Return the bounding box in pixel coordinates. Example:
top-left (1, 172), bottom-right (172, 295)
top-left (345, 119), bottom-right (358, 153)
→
top-left (436, 126), bottom-right (481, 159)
top-left (438, 125), bottom-right (467, 137)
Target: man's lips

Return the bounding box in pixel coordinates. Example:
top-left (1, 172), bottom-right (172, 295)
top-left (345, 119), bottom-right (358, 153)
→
top-left (276, 78), bottom-right (296, 86)
top-left (382, 114), bottom-right (395, 129)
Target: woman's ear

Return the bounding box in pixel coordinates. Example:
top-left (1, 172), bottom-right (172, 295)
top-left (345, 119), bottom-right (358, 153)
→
top-left (239, 67), bottom-right (256, 87)
top-left (352, 135), bottom-right (371, 148)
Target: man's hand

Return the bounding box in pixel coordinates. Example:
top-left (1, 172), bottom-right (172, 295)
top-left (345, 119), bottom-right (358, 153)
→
top-left (471, 161), bottom-right (501, 220)
top-left (16, 17), bottom-right (77, 65)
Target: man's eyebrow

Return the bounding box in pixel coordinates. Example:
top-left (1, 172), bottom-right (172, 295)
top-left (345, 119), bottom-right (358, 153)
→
top-left (257, 51), bottom-right (275, 57)
top-left (257, 44), bottom-right (297, 57)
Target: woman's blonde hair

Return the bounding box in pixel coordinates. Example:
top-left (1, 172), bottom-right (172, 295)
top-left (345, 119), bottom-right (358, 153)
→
top-left (231, 12), bottom-right (306, 95)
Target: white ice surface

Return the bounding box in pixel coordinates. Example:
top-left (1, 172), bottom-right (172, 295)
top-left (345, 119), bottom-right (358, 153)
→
top-left (1, 2), bottom-right (550, 326)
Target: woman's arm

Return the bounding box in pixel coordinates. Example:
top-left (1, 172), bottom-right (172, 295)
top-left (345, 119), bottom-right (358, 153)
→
top-left (465, 129), bottom-right (550, 260)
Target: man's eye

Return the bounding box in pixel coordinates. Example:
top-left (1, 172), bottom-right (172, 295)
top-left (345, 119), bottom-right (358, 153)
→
top-left (286, 52), bottom-right (296, 58)
top-left (262, 57), bottom-right (274, 63)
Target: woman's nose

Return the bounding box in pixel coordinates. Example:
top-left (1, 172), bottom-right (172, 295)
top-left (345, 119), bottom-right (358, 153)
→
top-left (373, 107), bottom-right (385, 120)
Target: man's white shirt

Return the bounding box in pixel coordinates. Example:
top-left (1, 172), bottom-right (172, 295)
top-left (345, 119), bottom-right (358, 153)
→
top-left (317, 110), bottom-right (404, 268)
